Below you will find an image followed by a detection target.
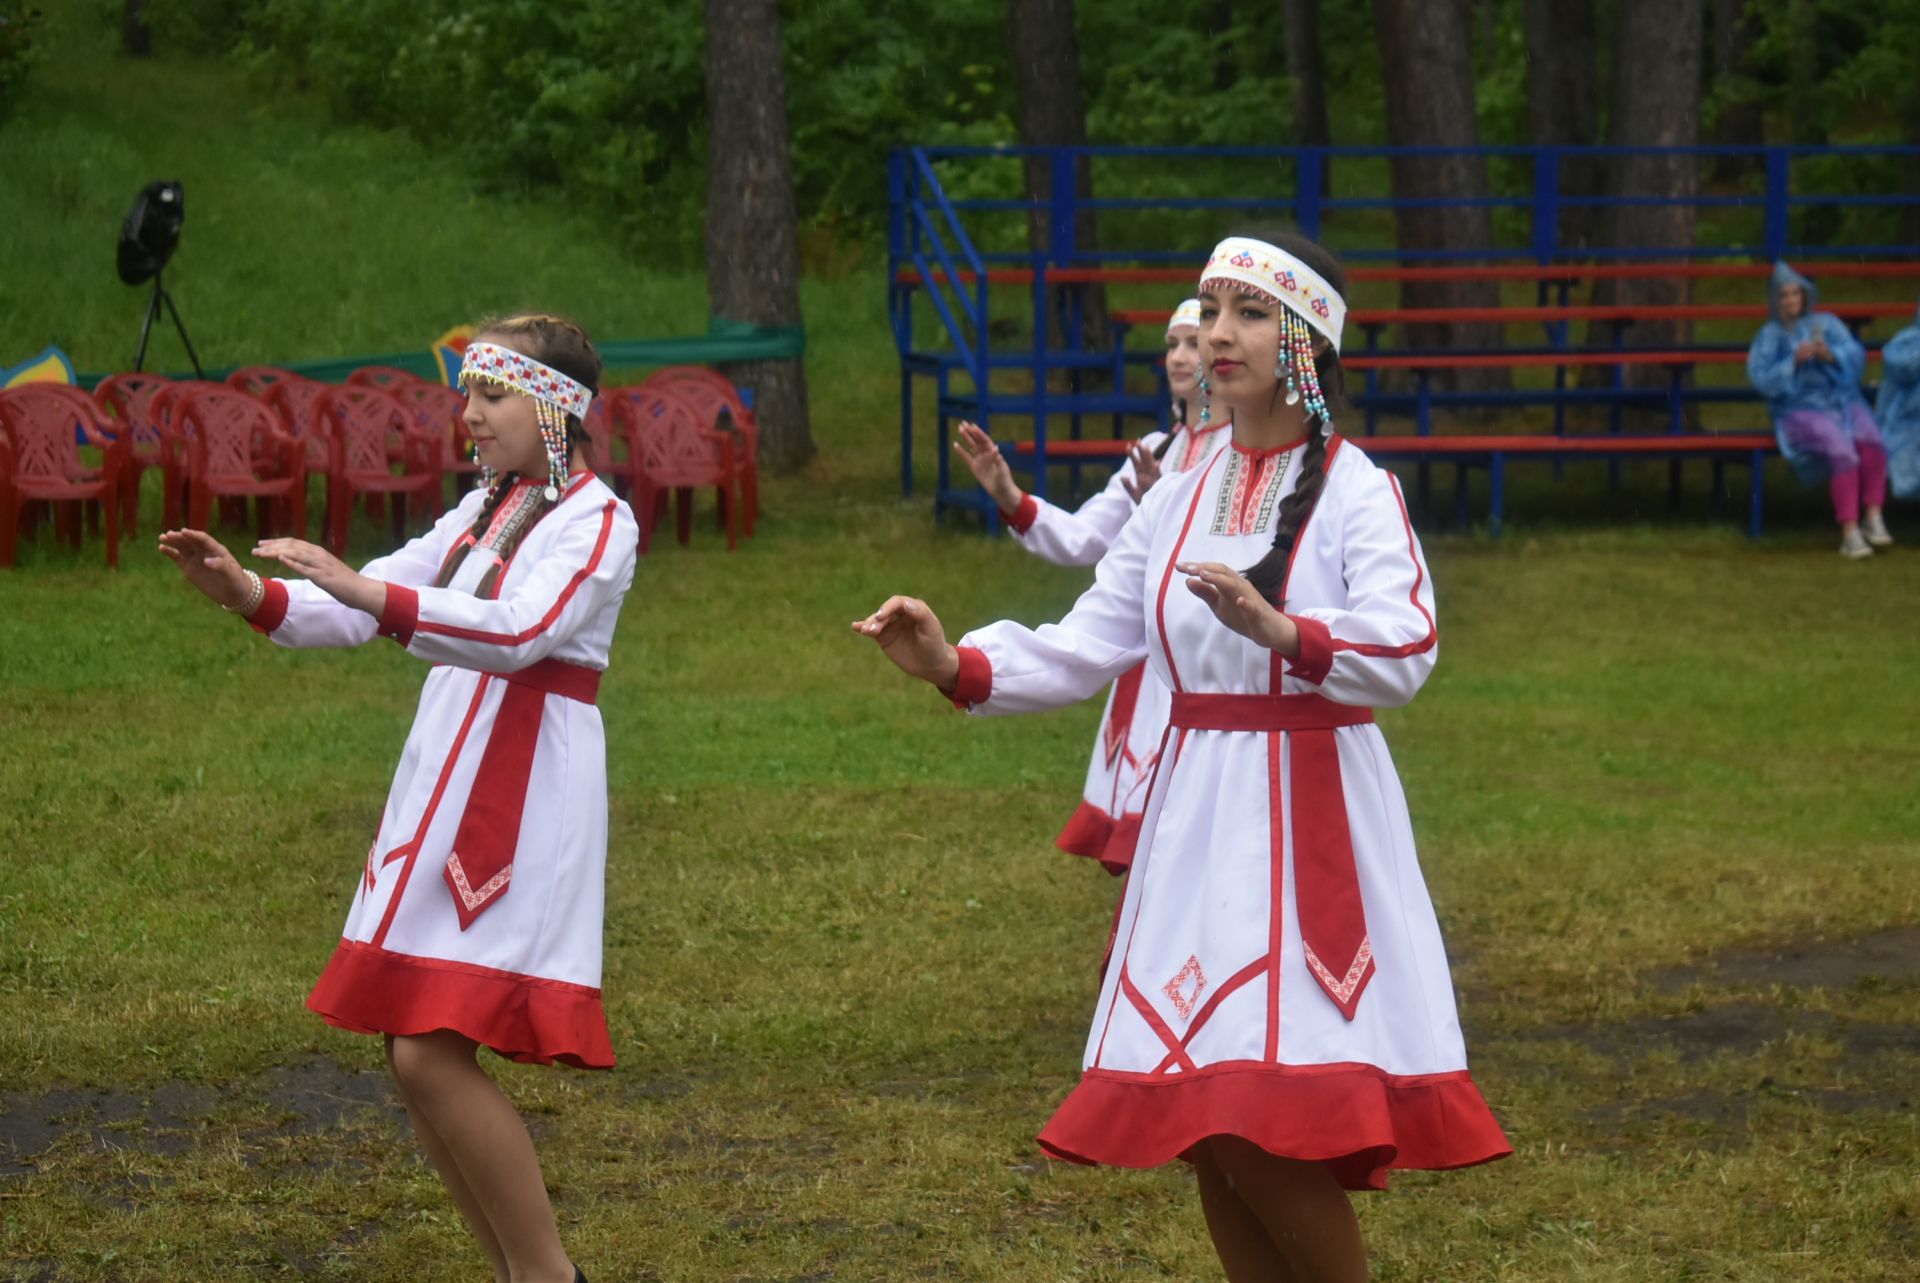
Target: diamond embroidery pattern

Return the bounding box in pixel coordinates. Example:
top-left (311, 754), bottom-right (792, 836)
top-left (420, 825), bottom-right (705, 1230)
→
top-left (1163, 955), bottom-right (1208, 1022)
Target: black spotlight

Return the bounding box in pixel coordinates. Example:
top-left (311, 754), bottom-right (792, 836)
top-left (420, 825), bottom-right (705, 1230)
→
top-left (117, 180), bottom-right (205, 376)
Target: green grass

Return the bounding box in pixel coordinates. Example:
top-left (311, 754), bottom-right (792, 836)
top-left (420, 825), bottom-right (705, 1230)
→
top-left (4, 11), bottom-right (1920, 1283)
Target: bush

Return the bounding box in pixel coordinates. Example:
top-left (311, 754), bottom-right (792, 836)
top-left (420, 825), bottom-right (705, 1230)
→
top-left (0, 3), bottom-right (42, 123)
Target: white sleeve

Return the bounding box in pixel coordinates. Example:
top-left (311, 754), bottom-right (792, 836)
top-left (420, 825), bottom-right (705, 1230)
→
top-left (377, 497), bottom-right (640, 672)
top-left (1008, 433), bottom-right (1164, 567)
top-left (1281, 464), bottom-right (1438, 709)
top-left (260, 500), bottom-right (481, 650)
top-left (951, 471), bottom-right (1183, 716)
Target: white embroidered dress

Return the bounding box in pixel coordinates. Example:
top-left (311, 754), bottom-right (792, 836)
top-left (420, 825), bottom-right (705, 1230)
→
top-left (247, 473), bottom-right (640, 1068)
top-left (950, 437), bottom-right (1508, 1188)
top-left (1000, 421), bottom-right (1231, 871)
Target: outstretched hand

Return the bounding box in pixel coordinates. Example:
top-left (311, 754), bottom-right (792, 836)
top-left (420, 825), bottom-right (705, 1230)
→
top-left (952, 421), bottom-right (1022, 512)
top-left (1176, 561), bottom-right (1300, 656)
top-left (851, 595), bottom-right (960, 690)
top-left (1121, 440), bottom-right (1163, 502)
top-left (157, 528), bottom-right (255, 610)
top-left (253, 538), bottom-right (386, 616)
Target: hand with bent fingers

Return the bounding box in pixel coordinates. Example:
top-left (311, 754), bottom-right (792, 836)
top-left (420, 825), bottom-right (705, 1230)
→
top-left (157, 528), bottom-right (255, 610)
top-left (1121, 440), bottom-right (1163, 503)
top-left (952, 421), bottom-right (1023, 513)
top-left (850, 595), bottom-right (961, 690)
top-left (1176, 561), bottom-right (1300, 657)
top-left (253, 538), bottom-right (387, 616)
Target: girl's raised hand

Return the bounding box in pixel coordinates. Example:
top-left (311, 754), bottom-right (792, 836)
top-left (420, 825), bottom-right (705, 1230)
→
top-left (1121, 440), bottom-right (1163, 502)
top-left (851, 595), bottom-right (961, 690)
top-left (253, 538), bottom-right (386, 616)
top-left (1176, 561), bottom-right (1300, 657)
top-left (952, 421), bottom-right (1022, 512)
top-left (157, 528), bottom-right (254, 610)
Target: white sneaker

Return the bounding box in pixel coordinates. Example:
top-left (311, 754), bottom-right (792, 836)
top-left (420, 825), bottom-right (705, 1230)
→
top-left (1839, 528), bottom-right (1874, 559)
top-left (1862, 512), bottom-right (1893, 546)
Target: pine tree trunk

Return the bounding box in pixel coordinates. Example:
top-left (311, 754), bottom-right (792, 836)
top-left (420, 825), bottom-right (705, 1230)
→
top-left (122, 0), bottom-right (152, 57)
top-left (705, 0), bottom-right (814, 474)
top-left (1522, 0), bottom-right (1600, 251)
top-left (1593, 0), bottom-right (1704, 401)
top-left (1281, 0), bottom-right (1331, 196)
top-left (1372, 0), bottom-right (1508, 392)
top-left (1009, 0), bottom-right (1109, 359)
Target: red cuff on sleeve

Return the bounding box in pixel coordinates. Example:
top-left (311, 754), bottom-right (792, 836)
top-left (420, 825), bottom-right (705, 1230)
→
top-left (377, 584), bottom-right (419, 646)
top-left (1000, 494), bottom-right (1038, 534)
top-left (944, 645), bottom-right (993, 709)
top-left (1284, 614), bottom-right (1334, 685)
top-left (246, 579), bottom-right (289, 635)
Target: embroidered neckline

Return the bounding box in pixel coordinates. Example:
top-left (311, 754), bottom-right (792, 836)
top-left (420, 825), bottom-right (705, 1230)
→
top-left (1208, 445), bottom-right (1294, 536)
top-left (1230, 434), bottom-right (1308, 458)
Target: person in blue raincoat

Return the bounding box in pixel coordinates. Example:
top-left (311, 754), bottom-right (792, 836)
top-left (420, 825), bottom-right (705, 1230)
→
top-left (1746, 261), bottom-right (1892, 557)
top-left (1875, 304), bottom-right (1920, 504)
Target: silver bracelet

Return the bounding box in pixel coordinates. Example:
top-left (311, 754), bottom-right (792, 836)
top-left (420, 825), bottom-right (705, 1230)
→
top-left (223, 569), bottom-right (264, 616)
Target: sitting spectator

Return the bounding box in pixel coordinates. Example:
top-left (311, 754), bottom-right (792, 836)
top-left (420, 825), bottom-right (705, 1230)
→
top-left (1875, 302), bottom-right (1920, 505)
top-left (1747, 261), bottom-right (1891, 557)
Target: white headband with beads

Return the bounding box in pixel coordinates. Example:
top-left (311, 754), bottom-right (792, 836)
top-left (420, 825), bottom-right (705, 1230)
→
top-left (458, 340), bottom-right (592, 501)
top-left (1166, 298), bottom-right (1203, 337)
top-left (1198, 237), bottom-right (1346, 353)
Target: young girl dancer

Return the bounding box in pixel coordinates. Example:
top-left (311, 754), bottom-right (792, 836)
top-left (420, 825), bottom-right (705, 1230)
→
top-left (160, 314), bottom-right (638, 1283)
top-left (856, 235), bottom-right (1508, 1281)
top-left (950, 300), bottom-right (1230, 872)
top-left (1747, 261), bottom-right (1892, 557)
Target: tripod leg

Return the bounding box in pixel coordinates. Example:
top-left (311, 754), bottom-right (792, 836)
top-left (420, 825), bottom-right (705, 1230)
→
top-left (160, 288), bottom-right (206, 379)
top-left (134, 279), bottom-right (164, 372)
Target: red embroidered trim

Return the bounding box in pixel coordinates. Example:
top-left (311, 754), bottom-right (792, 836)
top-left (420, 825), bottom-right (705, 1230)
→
top-left (248, 579), bottom-right (290, 634)
top-left (1328, 472), bottom-right (1436, 659)
top-left (415, 500), bottom-right (617, 645)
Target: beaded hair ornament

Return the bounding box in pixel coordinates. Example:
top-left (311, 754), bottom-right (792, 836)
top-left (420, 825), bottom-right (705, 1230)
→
top-left (1194, 237), bottom-right (1346, 435)
top-left (458, 340), bottom-right (594, 500)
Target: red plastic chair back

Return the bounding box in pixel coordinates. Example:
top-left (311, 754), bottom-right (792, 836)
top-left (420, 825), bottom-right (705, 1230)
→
top-left (643, 366), bottom-right (758, 458)
top-left (0, 384), bottom-right (118, 484)
top-left (225, 365), bottom-right (300, 396)
top-left (262, 377), bottom-right (333, 468)
top-left (316, 385), bottom-right (415, 480)
top-left (346, 365), bottom-right (421, 390)
top-left (176, 388), bottom-right (293, 486)
top-left (94, 372), bottom-right (174, 463)
top-left (620, 386), bottom-right (732, 487)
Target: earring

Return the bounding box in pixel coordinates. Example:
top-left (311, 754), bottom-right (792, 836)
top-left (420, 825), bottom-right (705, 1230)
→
top-left (1197, 369), bottom-right (1211, 425)
top-left (535, 400), bottom-right (567, 501)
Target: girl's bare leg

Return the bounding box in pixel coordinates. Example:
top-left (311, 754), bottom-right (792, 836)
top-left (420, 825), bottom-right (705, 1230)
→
top-left (1191, 1143), bottom-right (1296, 1282)
top-left (386, 1036), bottom-right (511, 1283)
top-left (387, 1030), bottom-right (576, 1283)
top-left (1207, 1136), bottom-right (1368, 1283)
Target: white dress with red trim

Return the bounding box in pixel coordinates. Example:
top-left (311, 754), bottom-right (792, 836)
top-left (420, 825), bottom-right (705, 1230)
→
top-left (247, 474), bottom-right (640, 1070)
top-left (1001, 421), bottom-right (1231, 872)
top-left (948, 436), bottom-right (1509, 1189)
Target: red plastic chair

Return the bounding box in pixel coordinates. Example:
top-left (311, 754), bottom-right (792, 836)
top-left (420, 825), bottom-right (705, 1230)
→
top-left (260, 376), bottom-right (333, 471)
top-left (145, 381), bottom-right (225, 528)
top-left (173, 387), bottom-right (306, 540)
top-left (617, 385), bottom-right (739, 554)
top-left (384, 379), bottom-right (478, 506)
top-left (641, 366), bottom-right (759, 537)
top-left (93, 371), bottom-right (173, 534)
top-left (225, 365), bottom-right (300, 397)
top-left (0, 384), bottom-right (126, 568)
top-left (313, 385), bottom-right (442, 554)
top-left (346, 365), bottom-right (421, 391)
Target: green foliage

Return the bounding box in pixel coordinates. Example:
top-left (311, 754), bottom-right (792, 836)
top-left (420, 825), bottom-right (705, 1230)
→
top-left (0, 1), bottom-right (42, 122)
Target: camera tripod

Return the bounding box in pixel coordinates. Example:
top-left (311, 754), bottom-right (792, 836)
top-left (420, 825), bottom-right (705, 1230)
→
top-left (133, 268), bottom-right (205, 378)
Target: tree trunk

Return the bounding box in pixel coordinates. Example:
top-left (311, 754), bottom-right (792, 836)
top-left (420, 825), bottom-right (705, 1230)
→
top-left (1281, 0), bottom-right (1331, 196)
top-left (1709, 0), bottom-right (1763, 150)
top-left (705, 0), bottom-right (813, 473)
top-left (1592, 0), bottom-right (1704, 400)
top-left (1372, 0), bottom-right (1508, 391)
top-left (1009, 0), bottom-right (1109, 359)
top-left (1522, 0), bottom-right (1601, 251)
top-left (122, 0), bottom-right (152, 57)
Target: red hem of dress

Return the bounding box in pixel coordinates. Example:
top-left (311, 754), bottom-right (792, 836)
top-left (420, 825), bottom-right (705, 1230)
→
top-left (306, 939), bottom-right (615, 1070)
top-left (1036, 1061), bottom-right (1510, 1191)
top-left (1054, 802), bottom-right (1140, 876)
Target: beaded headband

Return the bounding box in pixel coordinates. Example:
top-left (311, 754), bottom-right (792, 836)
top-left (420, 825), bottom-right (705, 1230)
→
top-left (458, 340), bottom-right (593, 501)
top-left (458, 341), bottom-right (594, 420)
top-left (1198, 237), bottom-right (1346, 353)
top-left (1166, 298), bottom-right (1203, 336)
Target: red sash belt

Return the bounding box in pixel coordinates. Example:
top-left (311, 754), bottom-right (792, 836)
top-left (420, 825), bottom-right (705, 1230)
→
top-left (1169, 691), bottom-right (1377, 1021)
top-left (1102, 663), bottom-right (1147, 766)
top-left (443, 659), bottom-right (602, 930)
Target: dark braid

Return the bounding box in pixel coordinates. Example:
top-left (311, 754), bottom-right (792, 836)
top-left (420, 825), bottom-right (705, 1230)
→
top-left (1153, 400), bottom-right (1186, 461)
top-left (1234, 232), bottom-right (1348, 606)
top-left (438, 312), bottom-right (602, 590)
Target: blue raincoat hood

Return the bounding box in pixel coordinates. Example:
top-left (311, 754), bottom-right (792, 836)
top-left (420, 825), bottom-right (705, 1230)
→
top-left (1768, 260), bottom-right (1819, 324)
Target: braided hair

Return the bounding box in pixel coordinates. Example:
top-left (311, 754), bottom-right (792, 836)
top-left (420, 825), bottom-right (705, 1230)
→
top-left (437, 313), bottom-right (603, 592)
top-left (1233, 233), bottom-right (1348, 605)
